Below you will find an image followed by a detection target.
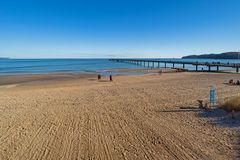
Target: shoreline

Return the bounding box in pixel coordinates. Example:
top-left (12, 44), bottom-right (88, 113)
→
top-left (0, 68), bottom-right (238, 87)
top-left (0, 68), bottom-right (177, 86)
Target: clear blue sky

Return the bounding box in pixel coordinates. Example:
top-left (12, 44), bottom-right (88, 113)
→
top-left (1, 0), bottom-right (240, 58)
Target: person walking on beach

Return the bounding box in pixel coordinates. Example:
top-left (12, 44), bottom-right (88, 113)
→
top-left (110, 75), bottom-right (113, 81)
top-left (98, 74), bottom-right (101, 80)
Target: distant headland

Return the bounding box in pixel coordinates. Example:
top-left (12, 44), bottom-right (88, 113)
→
top-left (0, 57), bottom-right (9, 60)
top-left (182, 52), bottom-right (240, 59)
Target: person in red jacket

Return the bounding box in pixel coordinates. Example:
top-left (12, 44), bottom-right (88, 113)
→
top-left (98, 74), bottom-right (101, 80)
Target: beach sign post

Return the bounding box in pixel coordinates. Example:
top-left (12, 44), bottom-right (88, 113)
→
top-left (210, 86), bottom-right (215, 107)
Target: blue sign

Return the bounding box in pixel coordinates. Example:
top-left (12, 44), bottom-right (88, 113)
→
top-left (210, 87), bottom-right (215, 105)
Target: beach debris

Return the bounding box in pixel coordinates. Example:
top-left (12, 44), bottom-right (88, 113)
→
top-left (197, 100), bottom-right (209, 110)
top-left (174, 68), bottom-right (188, 72)
top-left (110, 75), bottom-right (113, 81)
top-left (228, 79), bottom-right (240, 85)
top-left (198, 100), bottom-right (204, 108)
top-left (98, 74), bottom-right (101, 80)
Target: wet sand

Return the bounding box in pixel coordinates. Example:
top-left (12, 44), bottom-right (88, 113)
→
top-left (111, 68), bottom-right (186, 74)
top-left (0, 72), bottom-right (240, 159)
top-left (0, 73), bottom-right (96, 86)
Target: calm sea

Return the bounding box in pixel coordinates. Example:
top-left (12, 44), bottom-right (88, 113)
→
top-left (0, 58), bottom-right (239, 75)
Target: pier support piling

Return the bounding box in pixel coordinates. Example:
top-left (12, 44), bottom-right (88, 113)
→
top-left (195, 65), bottom-right (198, 71)
top-left (208, 66), bottom-right (211, 71)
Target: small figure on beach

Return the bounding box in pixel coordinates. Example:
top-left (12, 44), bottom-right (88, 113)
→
top-left (109, 75), bottom-right (113, 81)
top-left (228, 79), bottom-right (240, 85)
top-left (236, 80), bottom-right (240, 85)
top-left (98, 74), bottom-right (101, 80)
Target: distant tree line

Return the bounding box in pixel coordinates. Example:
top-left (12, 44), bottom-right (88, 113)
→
top-left (182, 52), bottom-right (240, 59)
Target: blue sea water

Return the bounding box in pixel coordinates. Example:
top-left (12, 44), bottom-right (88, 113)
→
top-left (0, 58), bottom-right (239, 75)
top-left (0, 59), bottom-right (142, 75)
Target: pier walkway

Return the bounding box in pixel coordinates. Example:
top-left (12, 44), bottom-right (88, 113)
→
top-left (109, 59), bottom-right (240, 72)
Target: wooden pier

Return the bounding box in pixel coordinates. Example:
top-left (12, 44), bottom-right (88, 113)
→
top-left (109, 59), bottom-right (240, 72)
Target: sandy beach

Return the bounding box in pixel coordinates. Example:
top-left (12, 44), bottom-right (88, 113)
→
top-left (0, 72), bottom-right (240, 159)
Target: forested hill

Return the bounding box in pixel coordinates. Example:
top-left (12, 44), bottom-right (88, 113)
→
top-left (182, 52), bottom-right (240, 59)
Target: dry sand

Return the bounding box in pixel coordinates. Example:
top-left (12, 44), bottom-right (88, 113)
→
top-left (0, 72), bottom-right (240, 160)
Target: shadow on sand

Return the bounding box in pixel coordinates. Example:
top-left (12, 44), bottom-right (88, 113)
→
top-left (197, 108), bottom-right (240, 128)
top-left (158, 107), bottom-right (240, 128)
top-left (158, 107), bottom-right (240, 158)
top-left (158, 108), bottom-right (201, 113)
top-left (197, 108), bottom-right (240, 159)
top-left (237, 133), bottom-right (240, 159)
